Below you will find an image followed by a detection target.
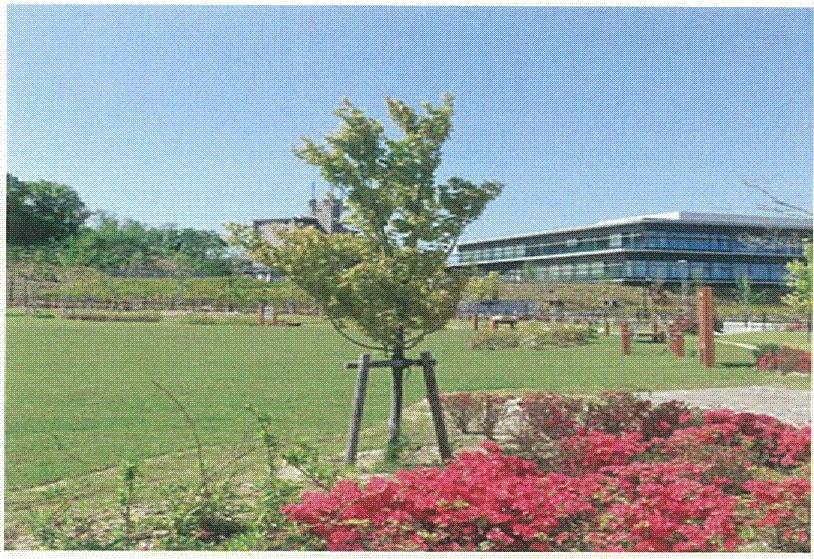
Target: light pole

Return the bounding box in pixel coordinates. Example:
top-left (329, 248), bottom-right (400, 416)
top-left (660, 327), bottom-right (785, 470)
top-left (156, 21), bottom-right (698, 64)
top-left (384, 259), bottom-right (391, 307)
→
top-left (677, 260), bottom-right (689, 314)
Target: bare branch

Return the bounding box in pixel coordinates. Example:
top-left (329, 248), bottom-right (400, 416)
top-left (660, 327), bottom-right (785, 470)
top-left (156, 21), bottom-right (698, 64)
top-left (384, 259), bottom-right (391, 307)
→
top-left (743, 179), bottom-right (812, 217)
top-left (151, 380), bottom-right (209, 491)
top-left (328, 317), bottom-right (387, 351)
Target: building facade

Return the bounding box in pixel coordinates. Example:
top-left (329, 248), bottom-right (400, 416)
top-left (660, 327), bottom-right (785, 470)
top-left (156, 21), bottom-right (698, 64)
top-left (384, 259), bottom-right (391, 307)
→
top-left (451, 212), bottom-right (811, 287)
top-left (250, 193), bottom-right (347, 280)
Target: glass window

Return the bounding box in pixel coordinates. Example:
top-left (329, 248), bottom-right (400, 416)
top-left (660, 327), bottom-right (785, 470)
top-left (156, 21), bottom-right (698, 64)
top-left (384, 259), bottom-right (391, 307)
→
top-left (650, 261), bottom-right (668, 278)
top-left (607, 262), bottom-right (623, 279)
top-left (711, 262), bottom-right (731, 280)
top-left (750, 263), bottom-right (770, 281)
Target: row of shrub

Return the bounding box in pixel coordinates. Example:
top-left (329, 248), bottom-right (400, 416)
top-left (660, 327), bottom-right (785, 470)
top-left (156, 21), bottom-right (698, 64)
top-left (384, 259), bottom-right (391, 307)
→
top-left (753, 344), bottom-right (811, 374)
top-left (469, 324), bottom-right (594, 350)
top-left (184, 313), bottom-right (261, 326)
top-left (285, 392), bottom-right (810, 551)
top-left (62, 310), bottom-right (163, 322)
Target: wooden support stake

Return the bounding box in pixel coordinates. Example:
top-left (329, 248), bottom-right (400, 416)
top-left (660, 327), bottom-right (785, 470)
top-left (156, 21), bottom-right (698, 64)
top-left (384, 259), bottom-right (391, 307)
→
top-left (345, 354), bottom-right (370, 464)
top-left (697, 287), bottom-right (715, 367)
top-left (257, 302), bottom-right (266, 326)
top-left (420, 351), bottom-right (453, 462)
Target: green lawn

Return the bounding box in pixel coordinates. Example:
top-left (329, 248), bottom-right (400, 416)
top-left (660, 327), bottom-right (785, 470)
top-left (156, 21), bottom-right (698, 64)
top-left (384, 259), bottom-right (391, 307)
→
top-left (5, 314), bottom-right (810, 492)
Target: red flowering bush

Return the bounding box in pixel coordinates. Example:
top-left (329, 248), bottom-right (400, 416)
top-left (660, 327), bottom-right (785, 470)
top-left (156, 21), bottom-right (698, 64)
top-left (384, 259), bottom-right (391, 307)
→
top-left (556, 430), bottom-right (650, 475)
top-left (283, 443), bottom-right (601, 551)
top-left (589, 465), bottom-right (741, 551)
top-left (585, 391), bottom-right (653, 434)
top-left (284, 443), bottom-right (757, 551)
top-left (700, 409), bottom-right (811, 468)
top-left (742, 477), bottom-right (811, 552)
top-left (584, 392), bottom-right (696, 439)
top-left (755, 345), bottom-right (811, 374)
top-left (774, 425), bottom-right (812, 468)
top-left (519, 393), bottom-right (584, 440)
top-left (285, 395), bottom-right (811, 552)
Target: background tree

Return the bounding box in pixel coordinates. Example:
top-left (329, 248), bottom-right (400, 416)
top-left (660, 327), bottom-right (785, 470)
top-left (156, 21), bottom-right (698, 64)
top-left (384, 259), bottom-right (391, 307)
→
top-left (731, 275), bottom-right (765, 326)
top-left (6, 174), bottom-right (90, 245)
top-left (230, 94), bottom-right (502, 451)
top-left (466, 271), bottom-right (501, 302)
top-left (783, 242), bottom-right (812, 318)
top-left (59, 214), bottom-right (233, 276)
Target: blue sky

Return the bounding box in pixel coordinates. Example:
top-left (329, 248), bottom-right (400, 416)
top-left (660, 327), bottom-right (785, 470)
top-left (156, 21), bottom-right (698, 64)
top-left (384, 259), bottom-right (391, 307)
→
top-left (8, 6), bottom-right (813, 241)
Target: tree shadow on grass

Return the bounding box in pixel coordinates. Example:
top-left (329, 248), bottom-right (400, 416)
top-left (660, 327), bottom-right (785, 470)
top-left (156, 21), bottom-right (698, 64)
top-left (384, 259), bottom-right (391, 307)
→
top-left (717, 361), bottom-right (755, 369)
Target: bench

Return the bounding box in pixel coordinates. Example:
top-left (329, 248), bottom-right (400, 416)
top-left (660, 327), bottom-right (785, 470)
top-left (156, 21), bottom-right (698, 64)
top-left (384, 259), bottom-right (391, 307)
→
top-left (635, 331), bottom-right (666, 343)
top-left (489, 315), bottom-right (518, 330)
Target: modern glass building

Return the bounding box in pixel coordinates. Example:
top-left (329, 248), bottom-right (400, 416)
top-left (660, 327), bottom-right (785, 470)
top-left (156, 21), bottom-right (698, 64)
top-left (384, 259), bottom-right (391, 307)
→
top-left (451, 212), bottom-right (811, 286)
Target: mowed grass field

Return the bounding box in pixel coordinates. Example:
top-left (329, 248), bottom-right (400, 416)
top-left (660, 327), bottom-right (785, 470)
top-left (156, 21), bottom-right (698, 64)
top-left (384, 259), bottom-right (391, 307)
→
top-left (5, 313), bottom-right (810, 493)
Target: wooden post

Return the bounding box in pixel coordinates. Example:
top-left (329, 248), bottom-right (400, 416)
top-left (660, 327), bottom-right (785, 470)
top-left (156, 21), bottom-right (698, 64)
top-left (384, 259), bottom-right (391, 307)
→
top-left (697, 287), bottom-right (715, 367)
top-left (345, 354), bottom-right (370, 464)
top-left (604, 318), bottom-right (610, 336)
top-left (420, 352), bottom-right (453, 462)
top-left (674, 333), bottom-right (685, 357)
top-left (473, 313), bottom-right (479, 331)
top-left (620, 320), bottom-right (631, 355)
top-left (257, 302), bottom-right (266, 325)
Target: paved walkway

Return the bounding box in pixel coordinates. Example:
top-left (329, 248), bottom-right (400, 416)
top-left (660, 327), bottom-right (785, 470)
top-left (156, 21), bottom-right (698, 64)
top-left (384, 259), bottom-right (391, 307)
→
top-left (638, 386), bottom-right (811, 426)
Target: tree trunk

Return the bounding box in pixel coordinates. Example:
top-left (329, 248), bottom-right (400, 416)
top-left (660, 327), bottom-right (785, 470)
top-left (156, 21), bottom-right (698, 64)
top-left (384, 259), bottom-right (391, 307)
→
top-left (388, 327), bottom-right (405, 451)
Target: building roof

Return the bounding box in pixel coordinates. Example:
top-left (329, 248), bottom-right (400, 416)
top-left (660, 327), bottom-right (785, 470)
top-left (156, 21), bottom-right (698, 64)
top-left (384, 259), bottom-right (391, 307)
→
top-left (458, 212), bottom-right (812, 247)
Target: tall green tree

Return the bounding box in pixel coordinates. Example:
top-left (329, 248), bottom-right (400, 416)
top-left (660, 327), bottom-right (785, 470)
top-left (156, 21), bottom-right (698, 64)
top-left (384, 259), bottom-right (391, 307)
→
top-left (230, 94), bottom-right (502, 450)
top-left (6, 174), bottom-right (90, 245)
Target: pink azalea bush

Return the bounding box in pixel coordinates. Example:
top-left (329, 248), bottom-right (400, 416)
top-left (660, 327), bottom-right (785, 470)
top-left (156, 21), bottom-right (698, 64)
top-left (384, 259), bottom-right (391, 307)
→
top-left (283, 393), bottom-right (811, 552)
top-left (755, 346), bottom-right (811, 374)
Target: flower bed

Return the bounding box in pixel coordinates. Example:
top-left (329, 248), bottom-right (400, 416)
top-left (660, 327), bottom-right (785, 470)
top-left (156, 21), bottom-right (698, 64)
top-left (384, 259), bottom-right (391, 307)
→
top-left (284, 392), bottom-right (811, 552)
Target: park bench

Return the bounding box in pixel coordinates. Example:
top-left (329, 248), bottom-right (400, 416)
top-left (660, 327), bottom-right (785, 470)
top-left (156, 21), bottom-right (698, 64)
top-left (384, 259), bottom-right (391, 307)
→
top-left (635, 330), bottom-right (666, 343)
top-left (488, 315), bottom-right (518, 330)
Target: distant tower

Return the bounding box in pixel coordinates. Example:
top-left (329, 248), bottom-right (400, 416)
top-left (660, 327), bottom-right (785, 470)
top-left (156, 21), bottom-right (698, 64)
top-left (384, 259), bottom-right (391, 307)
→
top-left (309, 183), bottom-right (344, 234)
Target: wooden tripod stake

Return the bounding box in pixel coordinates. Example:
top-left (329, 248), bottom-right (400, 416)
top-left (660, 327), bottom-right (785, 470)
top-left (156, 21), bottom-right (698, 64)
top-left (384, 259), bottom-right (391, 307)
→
top-left (344, 351), bottom-right (452, 465)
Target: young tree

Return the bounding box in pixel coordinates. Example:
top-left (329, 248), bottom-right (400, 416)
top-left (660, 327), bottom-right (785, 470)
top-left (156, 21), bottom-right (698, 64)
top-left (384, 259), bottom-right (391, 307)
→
top-left (230, 94), bottom-right (502, 450)
top-left (731, 275), bottom-right (765, 326)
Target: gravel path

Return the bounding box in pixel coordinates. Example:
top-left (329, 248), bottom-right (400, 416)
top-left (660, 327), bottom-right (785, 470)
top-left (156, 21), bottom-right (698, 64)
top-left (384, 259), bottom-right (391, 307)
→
top-left (637, 386), bottom-right (811, 426)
